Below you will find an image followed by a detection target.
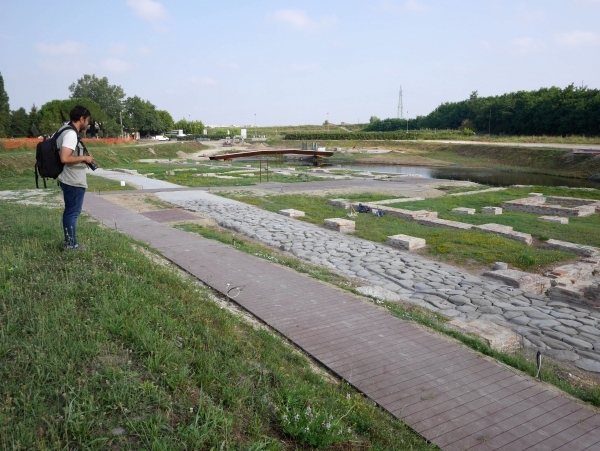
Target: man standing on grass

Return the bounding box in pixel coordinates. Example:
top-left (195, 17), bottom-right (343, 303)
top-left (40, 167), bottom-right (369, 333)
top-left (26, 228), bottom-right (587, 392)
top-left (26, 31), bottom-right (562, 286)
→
top-left (57, 105), bottom-right (95, 251)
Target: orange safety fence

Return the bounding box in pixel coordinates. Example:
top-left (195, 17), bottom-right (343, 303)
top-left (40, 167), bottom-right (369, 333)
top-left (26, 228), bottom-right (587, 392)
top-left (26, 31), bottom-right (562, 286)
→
top-left (1, 137), bottom-right (134, 150)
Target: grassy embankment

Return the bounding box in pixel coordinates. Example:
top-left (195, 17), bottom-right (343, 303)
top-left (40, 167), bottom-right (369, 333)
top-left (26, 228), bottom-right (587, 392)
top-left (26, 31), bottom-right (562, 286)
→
top-left (265, 140), bottom-right (600, 180)
top-left (0, 202), bottom-right (435, 450)
top-left (0, 139), bottom-right (195, 191)
top-left (0, 140), bottom-right (332, 190)
top-left (218, 187), bottom-right (600, 273)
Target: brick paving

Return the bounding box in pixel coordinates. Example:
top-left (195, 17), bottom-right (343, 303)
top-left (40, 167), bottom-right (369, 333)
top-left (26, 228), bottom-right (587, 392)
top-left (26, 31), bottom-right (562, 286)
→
top-left (84, 193), bottom-right (600, 450)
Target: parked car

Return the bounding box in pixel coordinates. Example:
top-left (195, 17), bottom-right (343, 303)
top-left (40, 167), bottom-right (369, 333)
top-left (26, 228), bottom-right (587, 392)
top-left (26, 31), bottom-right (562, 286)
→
top-left (152, 135), bottom-right (170, 141)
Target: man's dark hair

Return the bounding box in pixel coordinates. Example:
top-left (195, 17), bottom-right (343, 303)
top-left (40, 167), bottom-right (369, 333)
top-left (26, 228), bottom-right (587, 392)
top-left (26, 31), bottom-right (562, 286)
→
top-left (69, 105), bottom-right (91, 122)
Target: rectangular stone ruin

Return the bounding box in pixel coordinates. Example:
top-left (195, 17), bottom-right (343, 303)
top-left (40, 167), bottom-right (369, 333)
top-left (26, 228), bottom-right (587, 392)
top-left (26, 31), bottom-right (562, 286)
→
top-left (546, 259), bottom-right (599, 282)
top-left (447, 319), bottom-right (520, 353)
top-left (324, 218), bottom-right (355, 233)
top-left (483, 268), bottom-right (553, 294)
top-left (351, 203), bottom-right (438, 221)
top-left (528, 193), bottom-right (544, 197)
top-left (452, 207), bottom-right (476, 214)
top-left (474, 223), bottom-right (533, 245)
top-left (548, 285), bottom-right (600, 309)
top-left (278, 209), bottom-right (305, 218)
top-left (417, 218), bottom-right (473, 230)
top-left (481, 206), bottom-right (502, 215)
top-left (538, 216), bottom-right (568, 224)
top-left (546, 196), bottom-right (600, 211)
top-left (544, 239), bottom-right (600, 257)
top-left (502, 197), bottom-right (596, 217)
top-left (328, 199), bottom-right (351, 209)
top-left (386, 234), bottom-right (426, 250)
top-left (371, 197), bottom-right (425, 205)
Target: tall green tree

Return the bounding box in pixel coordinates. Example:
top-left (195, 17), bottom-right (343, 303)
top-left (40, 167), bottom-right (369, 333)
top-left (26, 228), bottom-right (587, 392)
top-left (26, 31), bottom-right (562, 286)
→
top-left (0, 72), bottom-right (10, 138)
top-left (174, 118), bottom-right (204, 135)
top-left (123, 96), bottom-right (163, 135)
top-left (156, 110), bottom-right (175, 132)
top-left (29, 104), bottom-right (40, 137)
top-left (38, 98), bottom-right (106, 136)
top-left (68, 74), bottom-right (125, 136)
top-left (8, 108), bottom-right (29, 137)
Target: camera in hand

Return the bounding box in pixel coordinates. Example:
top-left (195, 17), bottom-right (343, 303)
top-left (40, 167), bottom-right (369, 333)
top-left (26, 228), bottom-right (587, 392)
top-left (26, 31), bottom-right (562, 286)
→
top-left (80, 142), bottom-right (98, 170)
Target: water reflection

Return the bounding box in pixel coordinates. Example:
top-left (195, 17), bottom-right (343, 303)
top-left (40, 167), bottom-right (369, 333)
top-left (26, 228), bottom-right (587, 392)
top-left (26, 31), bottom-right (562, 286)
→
top-left (340, 165), bottom-right (600, 189)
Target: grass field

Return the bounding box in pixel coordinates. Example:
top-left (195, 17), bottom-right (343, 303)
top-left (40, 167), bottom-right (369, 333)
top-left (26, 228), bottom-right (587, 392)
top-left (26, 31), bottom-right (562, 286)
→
top-left (219, 190), bottom-right (579, 272)
top-left (386, 186), bottom-right (600, 248)
top-left (0, 202), bottom-right (434, 450)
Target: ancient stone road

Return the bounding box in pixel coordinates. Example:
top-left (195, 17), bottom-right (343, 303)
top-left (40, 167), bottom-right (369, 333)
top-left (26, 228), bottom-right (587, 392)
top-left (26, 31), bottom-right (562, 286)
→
top-left (157, 190), bottom-right (600, 372)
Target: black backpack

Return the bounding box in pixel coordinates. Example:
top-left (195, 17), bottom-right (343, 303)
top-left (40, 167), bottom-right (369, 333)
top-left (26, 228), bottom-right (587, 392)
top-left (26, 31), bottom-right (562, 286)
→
top-left (35, 124), bottom-right (77, 188)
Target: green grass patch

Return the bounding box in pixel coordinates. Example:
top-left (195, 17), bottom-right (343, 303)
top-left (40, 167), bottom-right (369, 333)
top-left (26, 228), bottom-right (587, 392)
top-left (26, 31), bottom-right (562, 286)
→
top-left (219, 192), bottom-right (575, 271)
top-left (0, 202), bottom-right (432, 450)
top-left (387, 186), bottom-right (600, 248)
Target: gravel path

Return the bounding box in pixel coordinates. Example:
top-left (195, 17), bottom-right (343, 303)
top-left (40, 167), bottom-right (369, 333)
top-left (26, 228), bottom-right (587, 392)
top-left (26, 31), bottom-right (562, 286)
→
top-left (157, 190), bottom-right (600, 371)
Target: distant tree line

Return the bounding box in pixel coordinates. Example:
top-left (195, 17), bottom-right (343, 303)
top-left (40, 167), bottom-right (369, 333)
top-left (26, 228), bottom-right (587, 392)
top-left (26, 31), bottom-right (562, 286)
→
top-left (284, 130), bottom-right (465, 141)
top-left (366, 85), bottom-right (600, 136)
top-left (0, 72), bottom-right (204, 138)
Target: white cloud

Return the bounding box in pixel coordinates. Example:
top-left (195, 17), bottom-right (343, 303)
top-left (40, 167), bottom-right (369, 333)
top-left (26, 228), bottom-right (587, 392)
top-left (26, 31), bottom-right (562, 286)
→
top-left (126, 0), bottom-right (167, 21)
top-left (571, 0), bottom-right (600, 6)
top-left (515, 6), bottom-right (546, 24)
top-left (189, 76), bottom-right (217, 85)
top-left (554, 31), bottom-right (599, 47)
top-left (289, 63), bottom-right (321, 73)
top-left (35, 40), bottom-right (85, 56)
top-left (476, 40), bottom-right (494, 51)
top-left (99, 58), bottom-right (133, 73)
top-left (379, 0), bottom-right (431, 14)
top-left (217, 62), bottom-right (239, 70)
top-left (108, 44), bottom-right (127, 57)
top-left (269, 9), bottom-right (336, 31)
top-left (510, 36), bottom-right (544, 54)
top-left (404, 0), bottom-right (430, 13)
top-left (137, 46), bottom-right (152, 55)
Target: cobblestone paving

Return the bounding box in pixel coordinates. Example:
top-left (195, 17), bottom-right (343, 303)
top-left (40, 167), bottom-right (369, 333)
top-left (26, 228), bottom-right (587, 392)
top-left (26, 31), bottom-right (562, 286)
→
top-left (158, 191), bottom-right (600, 371)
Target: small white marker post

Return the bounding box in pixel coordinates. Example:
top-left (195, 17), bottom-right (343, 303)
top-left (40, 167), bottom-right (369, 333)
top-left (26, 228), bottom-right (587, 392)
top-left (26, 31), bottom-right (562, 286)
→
top-left (120, 181), bottom-right (125, 187)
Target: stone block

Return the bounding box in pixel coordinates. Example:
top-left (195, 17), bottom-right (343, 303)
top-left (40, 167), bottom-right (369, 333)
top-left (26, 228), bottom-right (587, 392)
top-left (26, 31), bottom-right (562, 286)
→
top-left (371, 197), bottom-right (425, 205)
top-left (324, 218), bottom-right (355, 233)
top-left (493, 262), bottom-right (509, 270)
top-left (539, 216), bottom-right (568, 224)
top-left (356, 286), bottom-right (402, 302)
top-left (502, 198), bottom-right (595, 217)
top-left (448, 319), bottom-right (521, 353)
top-left (417, 218), bottom-right (473, 230)
top-left (482, 206), bottom-right (502, 215)
top-left (545, 239), bottom-right (600, 257)
top-left (351, 203), bottom-right (438, 221)
top-left (483, 269), bottom-right (552, 294)
top-left (452, 207), bottom-right (476, 214)
top-left (278, 209), bottom-right (305, 218)
top-left (386, 234), bottom-right (426, 251)
top-left (328, 199), bottom-right (350, 209)
top-left (474, 223), bottom-right (533, 245)
top-left (528, 193), bottom-right (544, 197)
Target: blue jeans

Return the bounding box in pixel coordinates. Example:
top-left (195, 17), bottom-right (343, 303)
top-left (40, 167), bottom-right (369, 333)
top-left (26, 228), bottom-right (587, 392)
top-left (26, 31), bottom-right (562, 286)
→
top-left (60, 182), bottom-right (86, 246)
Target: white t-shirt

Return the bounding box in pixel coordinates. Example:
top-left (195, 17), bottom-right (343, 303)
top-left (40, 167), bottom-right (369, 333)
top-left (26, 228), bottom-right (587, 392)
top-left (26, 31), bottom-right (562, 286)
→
top-left (56, 125), bottom-right (88, 188)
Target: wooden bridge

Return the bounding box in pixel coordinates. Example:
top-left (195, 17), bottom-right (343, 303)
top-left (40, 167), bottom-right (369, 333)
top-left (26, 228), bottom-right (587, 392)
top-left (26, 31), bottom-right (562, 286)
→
top-left (209, 149), bottom-right (334, 161)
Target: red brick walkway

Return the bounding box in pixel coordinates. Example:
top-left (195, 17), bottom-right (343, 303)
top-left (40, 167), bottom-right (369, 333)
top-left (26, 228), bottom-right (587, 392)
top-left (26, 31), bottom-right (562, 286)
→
top-left (84, 194), bottom-right (600, 450)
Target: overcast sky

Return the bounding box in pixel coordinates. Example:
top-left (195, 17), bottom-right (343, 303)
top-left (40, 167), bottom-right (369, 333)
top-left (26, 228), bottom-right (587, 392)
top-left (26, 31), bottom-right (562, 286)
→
top-left (1, 0), bottom-right (599, 126)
